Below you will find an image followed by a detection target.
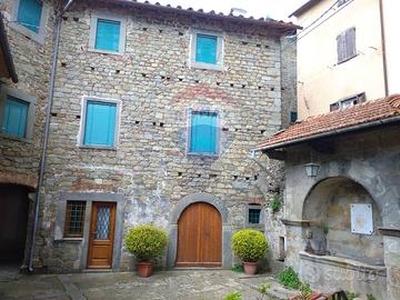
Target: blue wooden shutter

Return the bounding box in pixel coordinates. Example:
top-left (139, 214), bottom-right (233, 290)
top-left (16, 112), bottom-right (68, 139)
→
top-left (95, 19), bottom-right (121, 52)
top-left (17, 0), bottom-right (43, 33)
top-left (196, 34), bottom-right (217, 64)
top-left (84, 101), bottom-right (117, 147)
top-left (2, 96), bottom-right (29, 138)
top-left (190, 112), bottom-right (217, 154)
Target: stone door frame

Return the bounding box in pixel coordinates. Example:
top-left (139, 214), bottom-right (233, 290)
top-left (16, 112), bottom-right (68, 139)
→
top-left (167, 192), bottom-right (231, 268)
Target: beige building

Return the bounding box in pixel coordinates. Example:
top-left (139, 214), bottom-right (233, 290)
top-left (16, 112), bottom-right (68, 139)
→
top-left (291, 0), bottom-right (400, 119)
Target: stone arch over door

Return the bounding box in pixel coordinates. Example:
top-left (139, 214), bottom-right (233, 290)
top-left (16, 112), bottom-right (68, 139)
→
top-left (302, 176), bottom-right (384, 265)
top-left (167, 192), bottom-right (231, 268)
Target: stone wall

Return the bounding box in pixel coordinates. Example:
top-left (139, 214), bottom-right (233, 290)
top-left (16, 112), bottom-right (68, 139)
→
top-left (282, 125), bottom-right (400, 299)
top-left (34, 1), bottom-right (292, 272)
top-left (0, 0), bottom-right (56, 187)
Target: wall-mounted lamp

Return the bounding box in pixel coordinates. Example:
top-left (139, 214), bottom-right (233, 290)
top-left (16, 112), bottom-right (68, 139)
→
top-left (304, 162), bottom-right (320, 178)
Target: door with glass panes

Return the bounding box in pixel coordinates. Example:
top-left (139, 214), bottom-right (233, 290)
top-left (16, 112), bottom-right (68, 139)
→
top-left (87, 202), bottom-right (116, 269)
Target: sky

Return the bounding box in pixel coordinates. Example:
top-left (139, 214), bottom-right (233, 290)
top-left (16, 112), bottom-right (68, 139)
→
top-left (141, 0), bottom-right (308, 21)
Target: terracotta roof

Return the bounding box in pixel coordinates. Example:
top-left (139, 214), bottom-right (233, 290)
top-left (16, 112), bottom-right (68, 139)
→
top-left (0, 13), bottom-right (18, 83)
top-left (100, 0), bottom-right (301, 34)
top-left (255, 94), bottom-right (400, 151)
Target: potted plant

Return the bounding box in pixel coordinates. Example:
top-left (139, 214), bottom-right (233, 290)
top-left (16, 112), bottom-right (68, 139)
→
top-left (231, 229), bottom-right (269, 275)
top-left (125, 225), bottom-right (168, 277)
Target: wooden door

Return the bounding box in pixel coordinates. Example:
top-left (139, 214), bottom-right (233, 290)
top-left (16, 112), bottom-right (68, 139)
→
top-left (87, 202), bottom-right (116, 269)
top-left (176, 202), bottom-right (222, 267)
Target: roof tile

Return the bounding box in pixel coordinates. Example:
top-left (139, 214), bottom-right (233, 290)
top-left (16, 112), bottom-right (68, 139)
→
top-left (257, 94), bottom-right (400, 150)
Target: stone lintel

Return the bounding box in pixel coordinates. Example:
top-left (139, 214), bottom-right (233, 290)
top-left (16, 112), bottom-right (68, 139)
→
top-left (281, 219), bottom-right (311, 227)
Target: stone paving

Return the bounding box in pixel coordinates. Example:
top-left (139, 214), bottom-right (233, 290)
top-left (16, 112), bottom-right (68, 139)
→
top-left (0, 269), bottom-right (295, 300)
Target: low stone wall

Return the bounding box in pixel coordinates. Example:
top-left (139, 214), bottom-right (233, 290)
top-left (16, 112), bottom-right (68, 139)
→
top-left (299, 251), bottom-right (387, 299)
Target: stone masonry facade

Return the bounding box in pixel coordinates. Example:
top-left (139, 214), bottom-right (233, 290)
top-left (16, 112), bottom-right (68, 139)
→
top-left (1, 0), bottom-right (297, 273)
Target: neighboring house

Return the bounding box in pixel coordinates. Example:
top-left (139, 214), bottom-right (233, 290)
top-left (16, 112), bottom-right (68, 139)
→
top-left (252, 0), bottom-right (400, 299)
top-left (291, 0), bottom-right (400, 119)
top-left (0, 0), bottom-right (55, 267)
top-left (0, 0), bottom-right (299, 273)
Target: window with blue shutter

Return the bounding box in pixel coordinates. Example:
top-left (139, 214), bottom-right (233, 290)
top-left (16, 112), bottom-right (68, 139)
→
top-left (17, 0), bottom-right (43, 33)
top-left (95, 19), bottom-right (121, 52)
top-left (190, 111), bottom-right (218, 154)
top-left (196, 34), bottom-right (218, 64)
top-left (83, 101), bottom-right (117, 147)
top-left (2, 96), bottom-right (29, 138)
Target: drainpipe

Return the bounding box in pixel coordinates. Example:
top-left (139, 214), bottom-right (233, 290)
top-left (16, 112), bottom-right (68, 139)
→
top-left (28, 0), bottom-right (74, 273)
top-left (379, 0), bottom-right (388, 96)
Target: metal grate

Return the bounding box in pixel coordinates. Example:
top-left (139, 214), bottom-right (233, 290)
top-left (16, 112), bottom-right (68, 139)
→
top-left (65, 201), bottom-right (86, 237)
top-left (96, 206), bottom-right (110, 240)
top-left (248, 208), bottom-right (261, 224)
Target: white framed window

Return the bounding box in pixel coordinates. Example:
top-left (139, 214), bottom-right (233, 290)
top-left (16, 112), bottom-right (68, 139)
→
top-left (330, 92), bottom-right (365, 111)
top-left (189, 29), bottom-right (224, 71)
top-left (89, 13), bottom-right (126, 54)
top-left (0, 88), bottom-right (36, 140)
top-left (10, 0), bottom-right (49, 44)
top-left (188, 110), bottom-right (219, 156)
top-left (79, 97), bottom-right (121, 149)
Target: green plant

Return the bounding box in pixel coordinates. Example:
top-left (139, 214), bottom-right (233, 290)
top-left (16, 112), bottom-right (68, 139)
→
top-left (231, 229), bottom-right (269, 262)
top-left (345, 291), bottom-right (360, 300)
top-left (271, 196), bottom-right (282, 213)
top-left (125, 225), bottom-right (168, 262)
top-left (278, 267), bottom-right (301, 290)
top-left (223, 291), bottom-right (242, 300)
top-left (231, 262), bottom-right (244, 273)
top-left (367, 294), bottom-right (376, 300)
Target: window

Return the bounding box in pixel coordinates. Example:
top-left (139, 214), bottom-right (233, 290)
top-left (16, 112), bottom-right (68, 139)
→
top-left (337, 27), bottom-right (356, 64)
top-left (80, 98), bottom-right (120, 148)
top-left (248, 204), bottom-right (262, 224)
top-left (0, 89), bottom-right (36, 140)
top-left (11, 0), bottom-right (48, 43)
top-left (290, 111), bottom-right (298, 123)
top-left (64, 201), bottom-right (86, 237)
top-left (190, 30), bottom-right (224, 70)
top-left (330, 92), bottom-right (365, 111)
top-left (2, 96), bottom-right (29, 138)
top-left (189, 111), bottom-right (218, 155)
top-left (17, 0), bottom-right (42, 33)
top-left (89, 14), bottom-right (126, 54)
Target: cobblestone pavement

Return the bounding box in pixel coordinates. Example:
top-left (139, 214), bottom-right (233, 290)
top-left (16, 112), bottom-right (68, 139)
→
top-left (0, 269), bottom-right (295, 300)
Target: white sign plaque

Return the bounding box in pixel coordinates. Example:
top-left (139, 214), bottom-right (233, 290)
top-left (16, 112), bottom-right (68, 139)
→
top-left (351, 203), bottom-right (373, 235)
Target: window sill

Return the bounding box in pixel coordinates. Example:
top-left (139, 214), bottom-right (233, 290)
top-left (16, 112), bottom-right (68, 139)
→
top-left (9, 23), bottom-right (45, 45)
top-left (79, 145), bottom-right (117, 151)
top-left (56, 237), bottom-right (84, 242)
top-left (187, 152), bottom-right (219, 158)
top-left (0, 133), bottom-right (33, 144)
top-left (190, 61), bottom-right (223, 71)
top-left (88, 48), bottom-right (124, 56)
top-left (337, 53), bottom-right (357, 65)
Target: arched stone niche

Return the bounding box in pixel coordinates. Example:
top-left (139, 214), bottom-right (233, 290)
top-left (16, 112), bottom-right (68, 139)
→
top-left (302, 177), bottom-right (384, 265)
top-left (167, 192), bottom-right (231, 268)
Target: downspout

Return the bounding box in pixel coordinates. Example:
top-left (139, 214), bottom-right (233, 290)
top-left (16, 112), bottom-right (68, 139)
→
top-left (379, 0), bottom-right (388, 96)
top-left (28, 0), bottom-right (74, 272)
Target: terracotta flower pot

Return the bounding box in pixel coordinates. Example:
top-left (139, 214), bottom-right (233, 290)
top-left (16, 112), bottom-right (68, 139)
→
top-left (243, 261), bottom-right (258, 275)
top-left (136, 262), bottom-right (153, 278)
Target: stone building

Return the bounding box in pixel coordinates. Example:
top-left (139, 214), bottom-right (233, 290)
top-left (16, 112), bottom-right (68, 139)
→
top-left (254, 95), bottom-right (400, 299)
top-left (0, 0), bottom-right (299, 273)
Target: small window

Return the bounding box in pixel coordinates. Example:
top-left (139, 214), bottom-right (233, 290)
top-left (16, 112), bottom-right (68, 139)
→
top-left (248, 204), bottom-right (262, 224)
top-left (89, 14), bottom-right (125, 54)
top-left (290, 111), bottom-right (298, 123)
top-left (337, 27), bottom-right (356, 64)
top-left (330, 92), bottom-right (365, 111)
top-left (1, 96), bottom-right (29, 138)
top-left (17, 0), bottom-right (43, 33)
top-left (189, 111), bottom-right (218, 155)
top-left (81, 98), bottom-right (119, 148)
top-left (190, 30), bottom-right (224, 70)
top-left (64, 201), bottom-right (86, 237)
top-left (0, 89), bottom-right (36, 140)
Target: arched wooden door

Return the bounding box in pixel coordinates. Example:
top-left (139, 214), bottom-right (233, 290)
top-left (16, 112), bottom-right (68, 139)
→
top-left (176, 202), bottom-right (222, 267)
